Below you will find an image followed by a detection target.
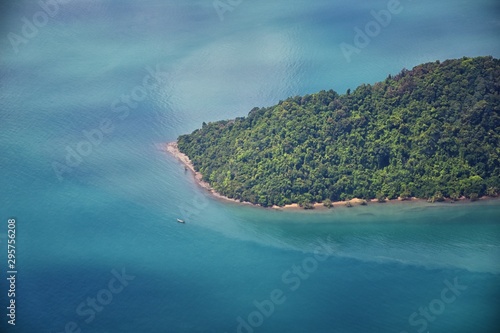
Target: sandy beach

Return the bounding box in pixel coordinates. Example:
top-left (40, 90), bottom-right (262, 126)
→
top-left (164, 142), bottom-right (497, 210)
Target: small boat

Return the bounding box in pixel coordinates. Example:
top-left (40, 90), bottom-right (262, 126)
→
top-left (176, 218), bottom-right (185, 223)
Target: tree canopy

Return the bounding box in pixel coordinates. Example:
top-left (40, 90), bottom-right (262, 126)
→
top-left (177, 56), bottom-right (500, 207)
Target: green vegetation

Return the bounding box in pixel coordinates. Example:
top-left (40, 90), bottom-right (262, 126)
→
top-left (177, 57), bottom-right (500, 207)
top-left (323, 199), bottom-right (332, 208)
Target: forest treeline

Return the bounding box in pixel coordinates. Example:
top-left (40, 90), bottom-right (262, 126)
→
top-left (177, 56), bottom-right (500, 207)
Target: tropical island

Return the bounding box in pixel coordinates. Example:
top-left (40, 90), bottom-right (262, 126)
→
top-left (168, 56), bottom-right (500, 209)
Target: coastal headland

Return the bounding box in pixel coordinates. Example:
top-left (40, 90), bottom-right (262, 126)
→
top-left (164, 142), bottom-right (494, 210)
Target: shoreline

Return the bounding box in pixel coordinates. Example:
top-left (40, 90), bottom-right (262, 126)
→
top-left (165, 142), bottom-right (250, 205)
top-left (164, 142), bottom-right (498, 210)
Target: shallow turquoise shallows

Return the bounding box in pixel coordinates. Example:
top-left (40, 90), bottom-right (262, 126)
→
top-left (1, 1), bottom-right (499, 332)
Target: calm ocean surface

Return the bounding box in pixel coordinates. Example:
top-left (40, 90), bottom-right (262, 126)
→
top-left (1, 0), bottom-right (500, 332)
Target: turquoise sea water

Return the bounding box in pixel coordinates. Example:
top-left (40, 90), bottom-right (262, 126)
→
top-left (1, 0), bottom-right (500, 332)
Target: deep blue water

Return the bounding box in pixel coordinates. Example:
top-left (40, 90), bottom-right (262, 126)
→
top-left (1, 1), bottom-right (500, 332)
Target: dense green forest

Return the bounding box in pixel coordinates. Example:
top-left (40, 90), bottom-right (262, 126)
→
top-left (177, 56), bottom-right (500, 207)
